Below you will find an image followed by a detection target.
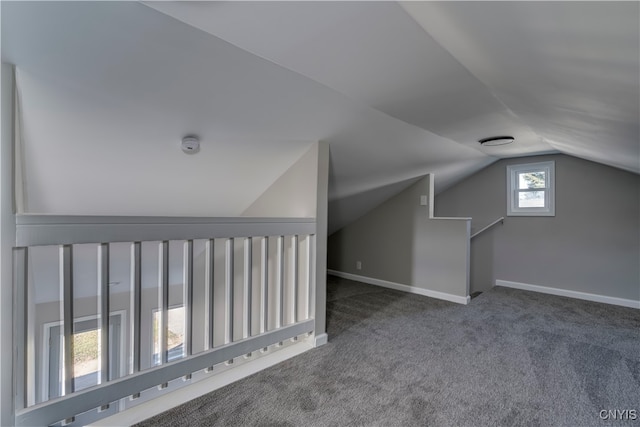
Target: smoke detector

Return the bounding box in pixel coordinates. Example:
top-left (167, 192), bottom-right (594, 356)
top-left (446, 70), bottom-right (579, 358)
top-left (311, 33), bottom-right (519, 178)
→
top-left (181, 136), bottom-right (200, 154)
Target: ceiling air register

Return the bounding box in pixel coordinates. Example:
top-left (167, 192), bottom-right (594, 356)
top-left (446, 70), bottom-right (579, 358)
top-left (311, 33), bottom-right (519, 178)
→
top-left (478, 136), bottom-right (514, 146)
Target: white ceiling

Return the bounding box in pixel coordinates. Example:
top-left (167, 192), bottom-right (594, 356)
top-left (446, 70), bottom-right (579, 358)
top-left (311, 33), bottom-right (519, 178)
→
top-left (403, 1), bottom-right (640, 173)
top-left (146, 1), bottom-right (553, 157)
top-left (2, 1), bottom-right (638, 234)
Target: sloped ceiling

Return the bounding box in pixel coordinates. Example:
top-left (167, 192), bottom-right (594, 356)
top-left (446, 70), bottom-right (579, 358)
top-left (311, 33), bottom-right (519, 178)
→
top-left (2, 1), bottom-right (638, 234)
top-left (403, 1), bottom-right (640, 173)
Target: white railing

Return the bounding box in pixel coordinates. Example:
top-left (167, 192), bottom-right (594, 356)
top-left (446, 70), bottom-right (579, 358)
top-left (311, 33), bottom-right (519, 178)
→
top-left (470, 217), bottom-right (504, 239)
top-left (13, 215), bottom-right (318, 427)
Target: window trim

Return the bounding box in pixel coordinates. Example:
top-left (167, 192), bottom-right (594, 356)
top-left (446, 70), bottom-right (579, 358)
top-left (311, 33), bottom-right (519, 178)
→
top-left (507, 161), bottom-right (555, 216)
top-left (152, 304), bottom-right (186, 365)
top-left (42, 311), bottom-right (126, 402)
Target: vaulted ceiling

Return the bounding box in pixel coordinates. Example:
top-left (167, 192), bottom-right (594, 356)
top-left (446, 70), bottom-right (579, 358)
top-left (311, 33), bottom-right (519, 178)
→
top-left (2, 1), bottom-right (638, 233)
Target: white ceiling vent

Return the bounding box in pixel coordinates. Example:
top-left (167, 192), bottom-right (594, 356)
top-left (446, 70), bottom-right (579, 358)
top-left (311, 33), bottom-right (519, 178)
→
top-left (478, 136), bottom-right (514, 147)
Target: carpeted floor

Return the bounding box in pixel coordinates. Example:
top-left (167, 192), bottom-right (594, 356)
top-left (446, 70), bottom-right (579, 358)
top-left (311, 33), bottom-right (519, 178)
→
top-left (135, 275), bottom-right (640, 426)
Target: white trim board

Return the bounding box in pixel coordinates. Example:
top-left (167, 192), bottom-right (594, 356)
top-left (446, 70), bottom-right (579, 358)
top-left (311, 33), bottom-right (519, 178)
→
top-left (328, 270), bottom-right (470, 305)
top-left (496, 280), bottom-right (640, 309)
top-left (89, 340), bottom-right (315, 427)
top-left (313, 333), bottom-right (328, 347)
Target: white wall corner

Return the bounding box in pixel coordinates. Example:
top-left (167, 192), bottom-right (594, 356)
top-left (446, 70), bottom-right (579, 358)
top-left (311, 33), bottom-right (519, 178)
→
top-left (464, 219), bottom-right (471, 297)
top-left (313, 141), bottom-right (330, 338)
top-left (495, 280), bottom-right (640, 309)
top-left (1, 63), bottom-right (17, 427)
top-left (427, 173), bottom-right (435, 219)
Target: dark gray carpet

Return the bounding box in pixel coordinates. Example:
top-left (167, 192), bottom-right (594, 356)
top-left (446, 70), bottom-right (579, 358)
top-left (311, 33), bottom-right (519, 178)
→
top-left (135, 276), bottom-right (640, 426)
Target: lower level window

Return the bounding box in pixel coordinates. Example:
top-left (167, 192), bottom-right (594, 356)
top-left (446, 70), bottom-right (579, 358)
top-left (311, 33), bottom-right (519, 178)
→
top-left (153, 306), bottom-right (185, 364)
top-left (46, 314), bottom-right (122, 400)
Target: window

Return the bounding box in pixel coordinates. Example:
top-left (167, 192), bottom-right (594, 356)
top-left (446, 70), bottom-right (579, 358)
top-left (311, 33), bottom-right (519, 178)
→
top-left (46, 314), bottom-right (122, 401)
top-left (507, 161), bottom-right (555, 216)
top-left (152, 306), bottom-right (185, 364)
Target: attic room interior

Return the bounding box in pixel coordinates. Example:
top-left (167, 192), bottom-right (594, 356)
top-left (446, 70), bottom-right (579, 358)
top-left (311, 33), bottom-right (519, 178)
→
top-left (0, 1), bottom-right (638, 426)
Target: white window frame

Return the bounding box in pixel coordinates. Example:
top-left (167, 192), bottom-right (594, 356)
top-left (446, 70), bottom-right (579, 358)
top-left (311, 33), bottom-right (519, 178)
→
top-left (42, 311), bottom-right (126, 403)
top-left (151, 304), bottom-right (186, 365)
top-left (507, 161), bottom-right (555, 216)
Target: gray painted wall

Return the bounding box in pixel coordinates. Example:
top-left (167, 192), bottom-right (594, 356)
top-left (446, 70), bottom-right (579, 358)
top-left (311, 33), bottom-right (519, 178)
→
top-left (242, 143), bottom-right (318, 218)
top-left (435, 154), bottom-right (640, 301)
top-left (328, 175), bottom-right (470, 299)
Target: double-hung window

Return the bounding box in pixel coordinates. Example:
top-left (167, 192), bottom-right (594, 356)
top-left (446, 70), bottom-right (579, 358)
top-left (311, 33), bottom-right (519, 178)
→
top-left (46, 314), bottom-right (123, 401)
top-left (507, 161), bottom-right (555, 216)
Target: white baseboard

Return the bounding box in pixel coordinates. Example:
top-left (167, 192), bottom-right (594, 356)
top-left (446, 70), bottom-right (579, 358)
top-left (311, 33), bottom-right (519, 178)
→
top-left (496, 280), bottom-right (640, 309)
top-left (314, 333), bottom-right (328, 347)
top-left (89, 340), bottom-right (314, 427)
top-left (328, 269), bottom-right (470, 305)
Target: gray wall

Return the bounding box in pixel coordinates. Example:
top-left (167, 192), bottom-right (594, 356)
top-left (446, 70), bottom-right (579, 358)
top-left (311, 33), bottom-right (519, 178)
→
top-left (328, 175), bottom-right (470, 299)
top-left (242, 143), bottom-right (318, 218)
top-left (435, 154), bottom-right (640, 300)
